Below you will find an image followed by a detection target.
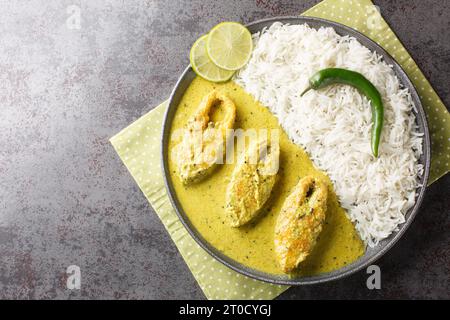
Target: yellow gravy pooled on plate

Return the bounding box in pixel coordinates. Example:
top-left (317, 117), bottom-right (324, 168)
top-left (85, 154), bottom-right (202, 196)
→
top-left (168, 77), bottom-right (365, 275)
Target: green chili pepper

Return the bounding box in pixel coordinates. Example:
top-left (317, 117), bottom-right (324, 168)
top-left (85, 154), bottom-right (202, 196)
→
top-left (301, 68), bottom-right (384, 158)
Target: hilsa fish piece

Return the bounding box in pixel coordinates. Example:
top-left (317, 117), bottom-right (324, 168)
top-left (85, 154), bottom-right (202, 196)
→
top-left (225, 138), bottom-right (279, 227)
top-left (274, 176), bottom-right (328, 273)
top-left (174, 90), bottom-right (236, 184)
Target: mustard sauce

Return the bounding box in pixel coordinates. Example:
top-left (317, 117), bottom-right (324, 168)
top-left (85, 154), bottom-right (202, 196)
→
top-left (168, 77), bottom-right (365, 275)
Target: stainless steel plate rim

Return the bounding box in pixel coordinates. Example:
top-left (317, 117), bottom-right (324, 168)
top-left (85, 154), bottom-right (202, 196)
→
top-left (161, 16), bottom-right (431, 286)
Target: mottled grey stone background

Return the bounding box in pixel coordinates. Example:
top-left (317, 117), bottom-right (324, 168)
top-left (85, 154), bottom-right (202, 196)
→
top-left (0, 0), bottom-right (448, 300)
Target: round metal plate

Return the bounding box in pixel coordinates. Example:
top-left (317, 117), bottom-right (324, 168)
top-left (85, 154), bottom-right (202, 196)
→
top-left (161, 16), bottom-right (431, 285)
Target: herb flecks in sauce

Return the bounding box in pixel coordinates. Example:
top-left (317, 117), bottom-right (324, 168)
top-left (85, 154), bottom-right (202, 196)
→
top-left (168, 77), bottom-right (365, 275)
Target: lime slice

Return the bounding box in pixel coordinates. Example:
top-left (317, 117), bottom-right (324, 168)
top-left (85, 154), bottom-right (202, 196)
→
top-left (206, 22), bottom-right (253, 71)
top-left (190, 35), bottom-right (235, 82)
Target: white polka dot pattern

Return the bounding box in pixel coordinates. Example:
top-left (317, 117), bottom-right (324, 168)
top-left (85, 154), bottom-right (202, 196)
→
top-left (111, 104), bottom-right (287, 299)
top-left (110, 0), bottom-right (449, 300)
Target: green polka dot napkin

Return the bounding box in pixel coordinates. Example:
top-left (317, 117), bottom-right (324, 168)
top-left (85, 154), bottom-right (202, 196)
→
top-left (110, 0), bottom-right (450, 300)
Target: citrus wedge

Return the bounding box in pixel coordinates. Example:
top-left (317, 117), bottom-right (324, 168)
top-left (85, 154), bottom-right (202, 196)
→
top-left (206, 22), bottom-right (253, 71)
top-left (190, 34), bottom-right (235, 82)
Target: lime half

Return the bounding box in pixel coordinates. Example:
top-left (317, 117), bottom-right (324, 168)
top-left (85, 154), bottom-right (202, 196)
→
top-left (206, 22), bottom-right (253, 71)
top-left (190, 35), bottom-right (235, 82)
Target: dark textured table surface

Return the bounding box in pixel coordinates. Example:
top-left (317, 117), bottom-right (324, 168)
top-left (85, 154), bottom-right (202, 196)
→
top-left (0, 0), bottom-right (449, 299)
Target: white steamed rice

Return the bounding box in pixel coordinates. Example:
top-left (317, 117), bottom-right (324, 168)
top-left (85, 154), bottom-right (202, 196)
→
top-left (234, 22), bottom-right (424, 247)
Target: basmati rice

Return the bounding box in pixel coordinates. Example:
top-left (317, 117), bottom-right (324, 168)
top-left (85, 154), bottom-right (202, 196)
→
top-left (234, 22), bottom-right (423, 247)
